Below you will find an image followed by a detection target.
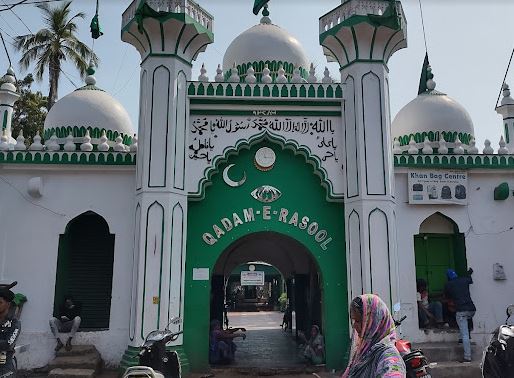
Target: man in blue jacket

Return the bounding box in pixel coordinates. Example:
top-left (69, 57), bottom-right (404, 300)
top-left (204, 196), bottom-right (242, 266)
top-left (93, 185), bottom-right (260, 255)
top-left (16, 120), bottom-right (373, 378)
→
top-left (0, 287), bottom-right (20, 378)
top-left (444, 268), bottom-right (476, 363)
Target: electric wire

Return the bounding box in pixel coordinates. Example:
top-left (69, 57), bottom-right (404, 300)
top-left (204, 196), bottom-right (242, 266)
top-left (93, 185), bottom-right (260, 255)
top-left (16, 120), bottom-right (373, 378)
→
top-left (495, 46), bottom-right (514, 110)
top-left (1, 0), bottom-right (32, 34)
top-left (0, 0), bottom-right (63, 5)
top-left (60, 67), bottom-right (78, 88)
top-left (112, 65), bottom-right (139, 97)
top-left (0, 26), bottom-right (15, 42)
top-left (0, 176), bottom-right (66, 217)
top-left (0, 0), bottom-right (29, 12)
top-left (417, 0), bottom-right (428, 54)
top-left (0, 12), bottom-right (18, 35)
top-left (0, 32), bottom-right (13, 68)
top-left (111, 45), bottom-right (128, 93)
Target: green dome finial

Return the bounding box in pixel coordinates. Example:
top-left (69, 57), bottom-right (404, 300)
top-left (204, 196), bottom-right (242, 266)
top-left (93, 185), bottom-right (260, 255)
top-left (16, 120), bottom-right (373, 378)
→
top-left (85, 60), bottom-right (97, 86)
top-left (86, 61), bottom-right (96, 76)
top-left (260, 4), bottom-right (271, 24)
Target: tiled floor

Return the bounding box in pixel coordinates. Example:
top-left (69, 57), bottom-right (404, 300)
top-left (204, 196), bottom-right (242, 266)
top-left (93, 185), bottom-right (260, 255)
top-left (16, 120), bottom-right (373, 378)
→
top-left (226, 311), bottom-right (306, 368)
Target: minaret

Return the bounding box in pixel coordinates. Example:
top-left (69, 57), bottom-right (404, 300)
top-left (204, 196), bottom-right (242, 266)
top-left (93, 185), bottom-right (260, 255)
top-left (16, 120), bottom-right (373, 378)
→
top-left (120, 0), bottom-right (214, 360)
top-left (0, 67), bottom-right (20, 145)
top-left (319, 1), bottom-right (407, 307)
top-left (496, 83), bottom-right (514, 151)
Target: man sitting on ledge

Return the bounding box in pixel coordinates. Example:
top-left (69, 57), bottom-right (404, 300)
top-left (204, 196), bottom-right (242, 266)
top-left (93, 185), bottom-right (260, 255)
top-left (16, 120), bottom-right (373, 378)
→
top-left (50, 295), bottom-right (81, 352)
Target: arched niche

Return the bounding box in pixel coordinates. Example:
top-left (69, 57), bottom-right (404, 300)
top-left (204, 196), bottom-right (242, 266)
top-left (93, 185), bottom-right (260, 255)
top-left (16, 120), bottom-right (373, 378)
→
top-left (414, 212), bottom-right (468, 297)
top-left (54, 211), bottom-right (115, 329)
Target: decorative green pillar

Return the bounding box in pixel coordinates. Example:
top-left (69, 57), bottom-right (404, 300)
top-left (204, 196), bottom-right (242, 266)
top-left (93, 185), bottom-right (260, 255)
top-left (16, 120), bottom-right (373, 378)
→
top-left (320, 0), bottom-right (407, 308)
top-left (120, 0), bottom-right (214, 370)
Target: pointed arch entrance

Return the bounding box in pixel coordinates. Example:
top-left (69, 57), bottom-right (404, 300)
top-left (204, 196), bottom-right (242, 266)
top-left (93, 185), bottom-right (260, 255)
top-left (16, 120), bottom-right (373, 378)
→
top-left (209, 232), bottom-right (323, 368)
top-left (54, 211), bottom-right (115, 329)
top-left (213, 232), bottom-right (322, 330)
top-left (184, 139), bottom-right (348, 371)
top-left (414, 212), bottom-right (468, 296)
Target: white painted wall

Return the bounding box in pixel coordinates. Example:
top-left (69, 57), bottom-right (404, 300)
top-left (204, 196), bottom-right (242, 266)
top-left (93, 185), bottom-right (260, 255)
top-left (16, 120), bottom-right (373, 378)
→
top-left (419, 213), bottom-right (455, 234)
top-left (0, 165), bottom-right (135, 368)
top-left (395, 168), bottom-right (514, 354)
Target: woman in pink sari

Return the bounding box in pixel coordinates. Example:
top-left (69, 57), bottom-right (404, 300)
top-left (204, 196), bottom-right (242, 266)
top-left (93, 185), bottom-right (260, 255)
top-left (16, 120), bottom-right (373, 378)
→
top-left (342, 294), bottom-right (406, 377)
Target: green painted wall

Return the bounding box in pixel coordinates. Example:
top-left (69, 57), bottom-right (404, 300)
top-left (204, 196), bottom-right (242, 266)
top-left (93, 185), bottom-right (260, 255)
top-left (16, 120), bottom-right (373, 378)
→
top-left (184, 140), bottom-right (348, 371)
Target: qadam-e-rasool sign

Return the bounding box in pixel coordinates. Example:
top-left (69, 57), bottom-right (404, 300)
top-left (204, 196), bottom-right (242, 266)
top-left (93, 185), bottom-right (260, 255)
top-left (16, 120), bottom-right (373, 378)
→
top-left (408, 169), bottom-right (468, 205)
top-left (201, 206), bottom-right (333, 250)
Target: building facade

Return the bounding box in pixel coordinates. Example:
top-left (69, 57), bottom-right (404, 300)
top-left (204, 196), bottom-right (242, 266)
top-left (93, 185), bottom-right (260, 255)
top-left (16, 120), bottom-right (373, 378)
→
top-left (1, 0), bottom-right (514, 372)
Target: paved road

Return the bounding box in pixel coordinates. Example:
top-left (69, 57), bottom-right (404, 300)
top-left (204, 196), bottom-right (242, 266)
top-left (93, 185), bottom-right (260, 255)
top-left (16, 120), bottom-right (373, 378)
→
top-left (227, 311), bottom-right (305, 368)
top-left (26, 311), bottom-right (338, 377)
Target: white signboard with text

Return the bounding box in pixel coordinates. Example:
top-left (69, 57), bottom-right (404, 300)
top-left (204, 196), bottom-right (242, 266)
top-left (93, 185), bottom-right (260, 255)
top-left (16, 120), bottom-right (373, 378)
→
top-left (408, 170), bottom-right (468, 205)
top-left (241, 271), bottom-right (265, 286)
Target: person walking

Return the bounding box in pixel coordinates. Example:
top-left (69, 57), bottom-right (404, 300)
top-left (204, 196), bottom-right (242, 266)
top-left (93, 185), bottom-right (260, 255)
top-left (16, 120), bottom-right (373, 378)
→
top-left (342, 294), bottom-right (406, 377)
top-left (444, 268), bottom-right (476, 363)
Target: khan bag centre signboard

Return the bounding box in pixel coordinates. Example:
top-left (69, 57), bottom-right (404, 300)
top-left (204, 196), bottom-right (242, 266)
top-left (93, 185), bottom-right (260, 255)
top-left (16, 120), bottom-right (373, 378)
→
top-left (408, 169), bottom-right (468, 205)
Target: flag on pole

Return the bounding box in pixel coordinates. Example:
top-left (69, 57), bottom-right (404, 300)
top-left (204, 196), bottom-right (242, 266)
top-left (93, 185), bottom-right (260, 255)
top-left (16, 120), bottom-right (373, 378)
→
top-left (253, 0), bottom-right (270, 15)
top-left (90, 0), bottom-right (103, 39)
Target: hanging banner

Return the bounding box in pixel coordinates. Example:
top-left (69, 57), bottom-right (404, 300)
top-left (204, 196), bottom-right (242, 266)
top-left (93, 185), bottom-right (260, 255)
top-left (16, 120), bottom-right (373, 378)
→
top-left (408, 169), bottom-right (468, 205)
top-left (241, 271), bottom-right (265, 286)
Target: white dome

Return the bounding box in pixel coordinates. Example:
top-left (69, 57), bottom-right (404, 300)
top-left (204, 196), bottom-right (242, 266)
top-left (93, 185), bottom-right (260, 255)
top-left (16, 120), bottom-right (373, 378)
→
top-left (223, 18), bottom-right (310, 71)
top-left (392, 91), bottom-right (475, 140)
top-left (44, 85), bottom-right (134, 137)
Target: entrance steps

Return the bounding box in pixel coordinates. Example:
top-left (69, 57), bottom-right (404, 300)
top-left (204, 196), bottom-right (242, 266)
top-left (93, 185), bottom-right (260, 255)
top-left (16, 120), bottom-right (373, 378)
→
top-left (413, 342), bottom-right (482, 378)
top-left (48, 345), bottom-right (103, 378)
top-left (207, 365), bottom-right (326, 376)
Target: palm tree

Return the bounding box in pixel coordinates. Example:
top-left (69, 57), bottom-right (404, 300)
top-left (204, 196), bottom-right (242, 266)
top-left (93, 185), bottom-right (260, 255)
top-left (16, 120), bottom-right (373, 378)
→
top-left (15, 1), bottom-right (99, 110)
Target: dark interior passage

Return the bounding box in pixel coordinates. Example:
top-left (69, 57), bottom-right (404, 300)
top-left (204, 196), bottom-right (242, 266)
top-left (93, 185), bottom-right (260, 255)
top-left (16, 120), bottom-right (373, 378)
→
top-left (54, 211), bottom-right (115, 329)
top-left (210, 232), bottom-right (324, 368)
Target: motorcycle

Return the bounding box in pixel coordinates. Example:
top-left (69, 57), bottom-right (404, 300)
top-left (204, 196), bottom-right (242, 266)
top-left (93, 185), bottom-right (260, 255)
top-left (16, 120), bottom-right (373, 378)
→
top-left (0, 281), bottom-right (20, 376)
top-left (481, 304), bottom-right (514, 378)
top-left (393, 303), bottom-right (432, 378)
top-left (123, 317), bottom-right (183, 378)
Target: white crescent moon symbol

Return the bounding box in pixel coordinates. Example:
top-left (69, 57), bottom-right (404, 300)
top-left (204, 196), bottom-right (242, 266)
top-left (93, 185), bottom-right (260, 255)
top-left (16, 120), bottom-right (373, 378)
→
top-left (223, 164), bottom-right (246, 187)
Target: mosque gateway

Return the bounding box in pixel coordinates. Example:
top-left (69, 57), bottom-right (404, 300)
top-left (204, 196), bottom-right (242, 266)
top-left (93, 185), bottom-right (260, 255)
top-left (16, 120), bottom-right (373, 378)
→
top-left (1, 0), bottom-right (514, 375)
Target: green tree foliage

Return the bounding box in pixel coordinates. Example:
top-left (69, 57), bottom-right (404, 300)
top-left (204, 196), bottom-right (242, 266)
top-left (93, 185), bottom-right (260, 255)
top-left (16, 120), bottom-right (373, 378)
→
top-left (11, 74), bottom-right (47, 145)
top-left (14, 1), bottom-right (99, 110)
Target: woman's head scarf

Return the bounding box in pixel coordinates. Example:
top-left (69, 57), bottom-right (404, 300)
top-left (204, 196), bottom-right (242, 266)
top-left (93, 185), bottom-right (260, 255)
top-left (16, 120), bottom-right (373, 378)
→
top-left (446, 269), bottom-right (458, 281)
top-left (342, 294), bottom-right (397, 378)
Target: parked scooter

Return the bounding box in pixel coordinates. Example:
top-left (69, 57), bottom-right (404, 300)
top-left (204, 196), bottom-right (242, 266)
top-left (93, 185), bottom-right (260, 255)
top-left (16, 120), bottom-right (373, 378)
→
top-left (393, 304), bottom-right (432, 378)
top-left (123, 317), bottom-right (183, 378)
top-left (481, 304), bottom-right (514, 378)
top-left (0, 281), bottom-right (20, 376)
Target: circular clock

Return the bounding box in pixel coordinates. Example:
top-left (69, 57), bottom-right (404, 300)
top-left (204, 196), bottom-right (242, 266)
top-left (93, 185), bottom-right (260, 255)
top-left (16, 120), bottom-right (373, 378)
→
top-left (254, 147), bottom-right (276, 171)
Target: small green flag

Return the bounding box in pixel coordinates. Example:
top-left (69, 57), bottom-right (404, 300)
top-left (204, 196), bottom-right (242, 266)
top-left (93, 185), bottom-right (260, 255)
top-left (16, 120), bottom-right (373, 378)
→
top-left (253, 0), bottom-right (270, 15)
top-left (90, 14), bottom-right (103, 39)
top-left (418, 53), bottom-right (431, 95)
top-left (90, 0), bottom-right (103, 40)
top-left (368, 0), bottom-right (400, 31)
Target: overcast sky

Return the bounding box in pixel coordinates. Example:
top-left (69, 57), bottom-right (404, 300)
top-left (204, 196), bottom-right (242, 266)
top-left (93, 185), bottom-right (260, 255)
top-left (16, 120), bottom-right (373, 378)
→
top-left (0, 0), bottom-right (513, 148)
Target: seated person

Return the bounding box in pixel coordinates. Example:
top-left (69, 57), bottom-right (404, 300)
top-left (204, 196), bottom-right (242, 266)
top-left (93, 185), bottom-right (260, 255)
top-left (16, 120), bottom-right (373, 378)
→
top-left (298, 325), bottom-right (325, 365)
top-left (416, 279), bottom-right (444, 328)
top-left (209, 319), bottom-right (246, 364)
top-left (49, 295), bottom-right (82, 352)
